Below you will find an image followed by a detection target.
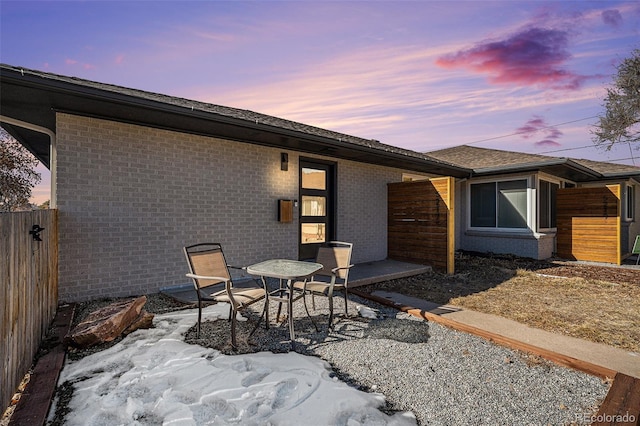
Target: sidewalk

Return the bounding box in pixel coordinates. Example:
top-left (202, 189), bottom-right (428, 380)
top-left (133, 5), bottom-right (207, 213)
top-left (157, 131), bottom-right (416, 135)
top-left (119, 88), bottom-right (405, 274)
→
top-left (353, 290), bottom-right (640, 380)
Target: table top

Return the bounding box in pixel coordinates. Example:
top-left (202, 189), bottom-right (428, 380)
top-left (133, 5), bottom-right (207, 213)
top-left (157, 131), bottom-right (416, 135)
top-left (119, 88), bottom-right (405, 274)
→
top-left (246, 259), bottom-right (323, 280)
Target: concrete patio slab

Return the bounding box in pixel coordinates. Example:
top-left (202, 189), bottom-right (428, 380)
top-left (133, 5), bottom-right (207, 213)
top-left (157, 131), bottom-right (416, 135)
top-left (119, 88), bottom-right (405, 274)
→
top-left (161, 258), bottom-right (431, 304)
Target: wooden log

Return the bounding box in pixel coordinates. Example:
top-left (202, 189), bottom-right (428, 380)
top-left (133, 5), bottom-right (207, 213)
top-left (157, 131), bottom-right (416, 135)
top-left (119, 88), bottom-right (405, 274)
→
top-left (9, 303), bottom-right (75, 426)
top-left (592, 373), bottom-right (640, 426)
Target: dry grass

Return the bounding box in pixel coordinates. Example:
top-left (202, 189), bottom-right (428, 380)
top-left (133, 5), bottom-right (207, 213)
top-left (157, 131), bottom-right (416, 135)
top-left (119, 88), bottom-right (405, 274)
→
top-left (363, 254), bottom-right (640, 353)
top-left (450, 270), bottom-right (640, 353)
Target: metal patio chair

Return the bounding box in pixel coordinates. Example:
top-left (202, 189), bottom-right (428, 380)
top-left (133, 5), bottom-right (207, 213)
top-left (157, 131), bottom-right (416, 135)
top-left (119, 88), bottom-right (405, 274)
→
top-left (293, 241), bottom-right (354, 329)
top-left (183, 243), bottom-right (268, 349)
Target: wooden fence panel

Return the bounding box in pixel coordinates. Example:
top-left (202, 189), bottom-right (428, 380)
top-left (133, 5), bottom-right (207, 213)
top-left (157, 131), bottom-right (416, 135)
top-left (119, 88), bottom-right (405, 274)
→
top-left (388, 177), bottom-right (454, 274)
top-left (1, 209), bottom-right (58, 413)
top-left (556, 186), bottom-right (621, 264)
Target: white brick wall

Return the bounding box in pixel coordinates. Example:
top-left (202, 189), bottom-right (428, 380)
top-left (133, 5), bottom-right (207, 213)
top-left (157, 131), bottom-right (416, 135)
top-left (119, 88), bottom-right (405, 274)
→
top-left (55, 113), bottom-right (406, 301)
top-left (336, 160), bottom-right (396, 262)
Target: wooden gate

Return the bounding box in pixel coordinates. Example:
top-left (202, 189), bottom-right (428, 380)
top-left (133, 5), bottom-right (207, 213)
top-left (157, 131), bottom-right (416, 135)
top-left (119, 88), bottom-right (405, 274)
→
top-left (1, 209), bottom-right (59, 413)
top-left (556, 185), bottom-right (621, 264)
top-left (388, 177), bottom-right (454, 274)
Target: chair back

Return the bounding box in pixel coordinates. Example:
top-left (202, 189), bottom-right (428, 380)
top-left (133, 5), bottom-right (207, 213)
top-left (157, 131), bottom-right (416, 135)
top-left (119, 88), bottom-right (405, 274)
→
top-left (184, 243), bottom-right (231, 289)
top-left (315, 241), bottom-right (353, 280)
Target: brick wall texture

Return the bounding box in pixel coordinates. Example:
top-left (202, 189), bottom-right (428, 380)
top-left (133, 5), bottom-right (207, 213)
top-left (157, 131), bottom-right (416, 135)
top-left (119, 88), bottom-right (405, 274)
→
top-left (56, 113), bottom-right (405, 301)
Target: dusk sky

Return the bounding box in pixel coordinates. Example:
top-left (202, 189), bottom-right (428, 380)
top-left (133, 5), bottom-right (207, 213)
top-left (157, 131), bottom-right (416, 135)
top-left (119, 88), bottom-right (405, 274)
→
top-left (1, 1), bottom-right (639, 204)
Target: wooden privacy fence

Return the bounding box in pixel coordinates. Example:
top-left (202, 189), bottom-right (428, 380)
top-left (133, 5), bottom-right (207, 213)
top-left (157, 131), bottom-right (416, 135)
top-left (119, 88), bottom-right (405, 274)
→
top-left (388, 177), bottom-right (455, 274)
top-left (556, 185), bottom-right (621, 264)
top-left (1, 209), bottom-right (58, 413)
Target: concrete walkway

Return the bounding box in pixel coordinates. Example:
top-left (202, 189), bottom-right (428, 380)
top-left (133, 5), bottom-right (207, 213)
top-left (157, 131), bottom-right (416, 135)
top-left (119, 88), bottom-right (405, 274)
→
top-left (363, 290), bottom-right (640, 379)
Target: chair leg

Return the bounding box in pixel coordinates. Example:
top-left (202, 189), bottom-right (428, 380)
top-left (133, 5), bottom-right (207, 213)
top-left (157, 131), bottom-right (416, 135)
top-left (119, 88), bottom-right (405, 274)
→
top-left (277, 301), bottom-right (284, 322)
top-left (230, 309), bottom-right (238, 350)
top-left (197, 303), bottom-right (202, 338)
top-left (249, 298), bottom-right (270, 339)
top-left (302, 293), bottom-right (319, 332)
top-left (328, 295), bottom-right (334, 330)
top-left (344, 288), bottom-right (349, 317)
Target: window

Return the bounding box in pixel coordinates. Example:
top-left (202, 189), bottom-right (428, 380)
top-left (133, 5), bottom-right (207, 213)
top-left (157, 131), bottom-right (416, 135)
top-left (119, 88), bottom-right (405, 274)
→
top-left (470, 179), bottom-right (528, 229)
top-left (470, 182), bottom-right (496, 227)
top-left (301, 196), bottom-right (326, 216)
top-left (539, 180), bottom-right (559, 229)
top-left (627, 185), bottom-right (635, 220)
top-left (301, 168), bottom-right (326, 190)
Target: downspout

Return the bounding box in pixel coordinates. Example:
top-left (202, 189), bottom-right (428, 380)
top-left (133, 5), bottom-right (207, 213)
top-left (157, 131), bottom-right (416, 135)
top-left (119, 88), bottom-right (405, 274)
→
top-left (0, 115), bottom-right (57, 208)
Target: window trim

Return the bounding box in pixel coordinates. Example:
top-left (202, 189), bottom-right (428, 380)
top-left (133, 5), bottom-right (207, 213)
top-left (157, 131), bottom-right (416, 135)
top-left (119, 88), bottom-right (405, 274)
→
top-left (538, 177), bottom-right (561, 231)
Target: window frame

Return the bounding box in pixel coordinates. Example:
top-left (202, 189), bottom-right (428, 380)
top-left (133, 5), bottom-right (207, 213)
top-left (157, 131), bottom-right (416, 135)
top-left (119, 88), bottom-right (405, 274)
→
top-left (626, 184), bottom-right (635, 221)
top-left (538, 178), bottom-right (560, 231)
top-left (467, 176), bottom-right (531, 232)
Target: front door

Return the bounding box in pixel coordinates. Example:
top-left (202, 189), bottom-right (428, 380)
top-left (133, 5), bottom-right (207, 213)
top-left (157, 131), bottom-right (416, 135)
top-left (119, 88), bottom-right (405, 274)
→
top-left (299, 159), bottom-right (336, 260)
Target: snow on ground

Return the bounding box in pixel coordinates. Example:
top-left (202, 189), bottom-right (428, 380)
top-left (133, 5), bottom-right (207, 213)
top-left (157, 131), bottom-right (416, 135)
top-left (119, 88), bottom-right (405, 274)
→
top-left (50, 305), bottom-right (416, 425)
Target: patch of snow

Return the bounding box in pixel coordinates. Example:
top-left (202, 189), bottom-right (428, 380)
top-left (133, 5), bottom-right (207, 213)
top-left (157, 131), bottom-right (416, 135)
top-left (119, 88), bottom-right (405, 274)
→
top-left (356, 305), bottom-right (379, 319)
top-left (52, 305), bottom-right (415, 425)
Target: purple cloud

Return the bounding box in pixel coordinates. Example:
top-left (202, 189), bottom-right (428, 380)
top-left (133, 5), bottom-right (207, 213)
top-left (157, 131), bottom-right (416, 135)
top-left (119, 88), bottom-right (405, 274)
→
top-left (436, 27), bottom-right (590, 90)
top-left (516, 117), bottom-right (546, 138)
top-left (602, 10), bottom-right (623, 28)
top-left (534, 139), bottom-right (561, 148)
top-left (515, 116), bottom-right (563, 147)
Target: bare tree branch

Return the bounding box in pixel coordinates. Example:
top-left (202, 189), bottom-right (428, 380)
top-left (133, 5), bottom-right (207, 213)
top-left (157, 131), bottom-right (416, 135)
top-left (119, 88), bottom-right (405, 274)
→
top-left (592, 48), bottom-right (640, 151)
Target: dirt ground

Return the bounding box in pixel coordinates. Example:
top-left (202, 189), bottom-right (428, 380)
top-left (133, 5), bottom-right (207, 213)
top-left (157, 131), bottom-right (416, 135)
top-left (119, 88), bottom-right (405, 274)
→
top-left (361, 253), bottom-right (640, 353)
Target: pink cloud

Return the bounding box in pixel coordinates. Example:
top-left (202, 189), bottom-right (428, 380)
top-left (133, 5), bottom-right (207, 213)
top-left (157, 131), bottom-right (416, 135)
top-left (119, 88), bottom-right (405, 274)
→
top-left (65, 58), bottom-right (96, 70)
top-left (115, 54), bottom-right (125, 65)
top-left (516, 115), bottom-right (564, 147)
top-left (436, 27), bottom-right (591, 90)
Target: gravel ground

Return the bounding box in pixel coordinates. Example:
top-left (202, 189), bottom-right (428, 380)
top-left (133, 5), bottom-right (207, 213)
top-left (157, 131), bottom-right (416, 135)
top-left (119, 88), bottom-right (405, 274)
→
top-left (175, 281), bottom-right (609, 426)
top-left (4, 267), bottom-right (617, 426)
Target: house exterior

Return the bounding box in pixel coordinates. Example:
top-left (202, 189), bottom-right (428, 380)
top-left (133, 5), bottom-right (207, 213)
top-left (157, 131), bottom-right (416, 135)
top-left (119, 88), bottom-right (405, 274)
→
top-left (1, 64), bottom-right (469, 302)
top-left (425, 145), bottom-right (640, 261)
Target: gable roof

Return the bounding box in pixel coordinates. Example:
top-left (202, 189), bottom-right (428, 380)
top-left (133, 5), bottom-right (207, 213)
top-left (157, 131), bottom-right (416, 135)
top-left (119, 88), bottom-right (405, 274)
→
top-left (0, 64), bottom-right (469, 177)
top-left (427, 145), bottom-right (640, 182)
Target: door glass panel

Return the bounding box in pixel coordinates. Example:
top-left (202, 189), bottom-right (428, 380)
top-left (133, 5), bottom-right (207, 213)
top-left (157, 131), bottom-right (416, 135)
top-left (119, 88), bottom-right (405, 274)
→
top-left (301, 196), bottom-right (326, 216)
top-left (302, 168), bottom-right (326, 190)
top-left (301, 223), bottom-right (326, 244)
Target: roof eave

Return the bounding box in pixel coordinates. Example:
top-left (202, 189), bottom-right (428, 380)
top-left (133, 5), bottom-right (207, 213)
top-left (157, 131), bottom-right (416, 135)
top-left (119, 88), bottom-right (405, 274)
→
top-left (471, 158), bottom-right (603, 182)
top-left (1, 65), bottom-right (470, 177)
top-left (472, 158), bottom-right (568, 175)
